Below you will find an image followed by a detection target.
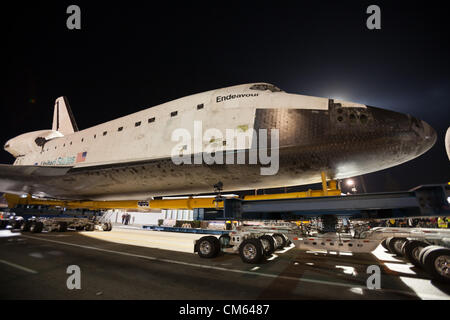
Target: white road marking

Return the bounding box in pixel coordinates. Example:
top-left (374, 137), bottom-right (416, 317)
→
top-left (22, 234), bottom-right (365, 288)
top-left (267, 254), bottom-right (279, 261)
top-left (19, 234), bottom-right (448, 299)
top-left (276, 244), bottom-right (295, 254)
top-left (0, 259), bottom-right (38, 274)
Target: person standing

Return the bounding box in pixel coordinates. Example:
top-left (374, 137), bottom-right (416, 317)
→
top-left (438, 217), bottom-right (448, 228)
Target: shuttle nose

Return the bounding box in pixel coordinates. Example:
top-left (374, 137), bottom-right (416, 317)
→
top-left (420, 119), bottom-right (437, 145)
top-left (412, 118), bottom-right (436, 156)
top-left (366, 105), bottom-right (436, 159)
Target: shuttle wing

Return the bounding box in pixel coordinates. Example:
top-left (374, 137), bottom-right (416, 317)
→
top-left (0, 164), bottom-right (71, 197)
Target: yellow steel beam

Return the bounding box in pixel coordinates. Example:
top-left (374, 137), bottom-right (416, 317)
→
top-left (4, 174), bottom-right (341, 211)
top-left (4, 194), bottom-right (223, 211)
top-left (242, 188), bottom-right (341, 201)
top-left (148, 198), bottom-right (222, 210)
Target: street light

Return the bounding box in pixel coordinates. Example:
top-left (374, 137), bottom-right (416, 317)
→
top-left (346, 179), bottom-right (357, 193)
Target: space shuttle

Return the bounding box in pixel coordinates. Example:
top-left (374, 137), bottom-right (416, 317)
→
top-left (1, 83), bottom-right (436, 200)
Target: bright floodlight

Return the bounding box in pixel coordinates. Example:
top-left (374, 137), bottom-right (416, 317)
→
top-left (346, 179), bottom-right (355, 186)
top-left (447, 196), bottom-right (450, 204)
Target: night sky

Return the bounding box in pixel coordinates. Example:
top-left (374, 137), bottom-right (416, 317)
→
top-left (3, 1), bottom-right (450, 194)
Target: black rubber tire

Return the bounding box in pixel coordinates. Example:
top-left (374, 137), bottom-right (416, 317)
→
top-left (402, 240), bottom-right (429, 268)
top-left (9, 220), bottom-right (19, 229)
top-left (102, 223), bottom-right (110, 231)
top-left (384, 237), bottom-right (394, 253)
top-left (30, 221), bottom-right (43, 233)
top-left (419, 245), bottom-right (442, 266)
top-left (400, 240), bottom-right (411, 257)
top-left (272, 233), bottom-right (286, 249)
top-left (219, 234), bottom-right (231, 248)
top-left (423, 247), bottom-right (450, 283)
top-left (36, 222), bottom-right (44, 233)
top-left (393, 238), bottom-right (407, 256)
top-left (29, 222), bottom-right (37, 233)
top-left (197, 236), bottom-right (220, 258)
top-left (239, 238), bottom-right (264, 264)
top-left (259, 235), bottom-right (276, 256)
top-left (84, 224), bottom-right (95, 231)
top-left (58, 222), bottom-right (68, 232)
top-left (381, 238), bottom-right (389, 250)
top-left (387, 237), bottom-right (406, 256)
top-left (20, 221), bottom-right (31, 232)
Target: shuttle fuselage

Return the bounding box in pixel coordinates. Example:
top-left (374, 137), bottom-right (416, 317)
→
top-left (2, 83), bottom-right (436, 200)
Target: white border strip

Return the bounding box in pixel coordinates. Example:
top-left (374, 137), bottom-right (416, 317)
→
top-left (0, 259), bottom-right (38, 274)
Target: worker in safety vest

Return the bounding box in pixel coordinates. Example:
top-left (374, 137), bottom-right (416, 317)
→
top-left (438, 217), bottom-right (448, 228)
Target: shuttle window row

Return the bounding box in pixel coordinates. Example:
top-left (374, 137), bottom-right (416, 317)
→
top-left (43, 103), bottom-right (205, 152)
top-left (110, 102), bottom-right (204, 133)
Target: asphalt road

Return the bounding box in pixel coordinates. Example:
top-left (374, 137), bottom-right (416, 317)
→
top-left (0, 227), bottom-right (449, 300)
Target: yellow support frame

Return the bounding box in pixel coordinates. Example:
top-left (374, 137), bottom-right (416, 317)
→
top-left (4, 172), bottom-right (340, 211)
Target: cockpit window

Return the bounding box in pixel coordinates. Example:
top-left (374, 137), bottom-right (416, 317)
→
top-left (249, 84), bottom-right (283, 92)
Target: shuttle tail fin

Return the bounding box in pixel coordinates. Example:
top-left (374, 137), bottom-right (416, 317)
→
top-left (52, 97), bottom-right (79, 135)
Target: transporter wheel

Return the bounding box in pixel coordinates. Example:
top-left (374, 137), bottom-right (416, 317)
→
top-left (8, 220), bottom-right (18, 229)
top-left (14, 220), bottom-right (25, 230)
top-left (219, 234), bottom-right (231, 248)
top-left (102, 222), bottom-right (113, 231)
top-left (393, 238), bottom-right (408, 256)
top-left (197, 236), bottom-right (220, 258)
top-left (384, 237), bottom-right (394, 253)
top-left (419, 245), bottom-right (442, 266)
top-left (259, 235), bottom-right (276, 256)
top-left (423, 247), bottom-right (450, 283)
top-left (272, 233), bottom-right (286, 249)
top-left (239, 239), bottom-right (264, 264)
top-left (381, 239), bottom-right (389, 251)
top-left (387, 237), bottom-right (406, 256)
top-left (57, 222), bottom-right (68, 232)
top-left (402, 240), bottom-right (428, 268)
top-left (84, 224), bottom-right (95, 231)
top-left (20, 221), bottom-right (31, 232)
top-left (30, 222), bottom-right (43, 233)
